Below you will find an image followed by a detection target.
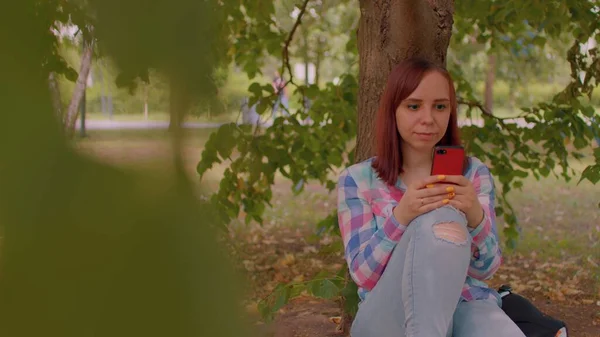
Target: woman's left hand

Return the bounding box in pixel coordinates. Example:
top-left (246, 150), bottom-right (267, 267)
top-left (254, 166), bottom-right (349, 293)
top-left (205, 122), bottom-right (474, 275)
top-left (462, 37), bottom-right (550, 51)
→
top-left (441, 175), bottom-right (484, 228)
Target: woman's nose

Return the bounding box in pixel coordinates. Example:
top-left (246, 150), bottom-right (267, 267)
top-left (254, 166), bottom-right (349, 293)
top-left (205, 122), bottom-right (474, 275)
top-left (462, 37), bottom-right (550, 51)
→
top-left (420, 107), bottom-right (434, 123)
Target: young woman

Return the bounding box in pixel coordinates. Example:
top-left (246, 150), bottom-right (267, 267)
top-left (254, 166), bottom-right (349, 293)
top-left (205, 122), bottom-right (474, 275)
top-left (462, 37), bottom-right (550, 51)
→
top-left (337, 58), bottom-right (525, 337)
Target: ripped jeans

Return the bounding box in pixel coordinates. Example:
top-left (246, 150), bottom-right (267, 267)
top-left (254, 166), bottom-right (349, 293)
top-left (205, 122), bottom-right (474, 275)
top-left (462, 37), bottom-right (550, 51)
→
top-left (350, 206), bottom-right (525, 337)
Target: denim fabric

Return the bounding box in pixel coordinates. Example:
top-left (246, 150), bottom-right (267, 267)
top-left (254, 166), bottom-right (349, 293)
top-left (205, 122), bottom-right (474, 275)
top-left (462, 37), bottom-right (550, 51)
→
top-left (350, 206), bottom-right (525, 337)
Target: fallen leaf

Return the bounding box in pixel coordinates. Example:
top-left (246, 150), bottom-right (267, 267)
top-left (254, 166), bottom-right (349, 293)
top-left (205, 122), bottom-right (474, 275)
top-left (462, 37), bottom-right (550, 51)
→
top-left (329, 316), bottom-right (341, 324)
top-left (245, 302), bottom-right (258, 314)
top-left (277, 254), bottom-right (296, 267)
top-left (561, 287), bottom-right (583, 295)
top-left (303, 246), bottom-right (318, 254)
top-left (243, 260), bottom-right (256, 272)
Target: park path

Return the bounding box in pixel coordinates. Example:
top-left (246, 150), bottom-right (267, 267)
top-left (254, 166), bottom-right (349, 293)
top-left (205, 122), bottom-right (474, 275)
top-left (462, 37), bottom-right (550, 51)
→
top-left (83, 120), bottom-right (224, 130)
top-left (82, 118), bottom-right (535, 130)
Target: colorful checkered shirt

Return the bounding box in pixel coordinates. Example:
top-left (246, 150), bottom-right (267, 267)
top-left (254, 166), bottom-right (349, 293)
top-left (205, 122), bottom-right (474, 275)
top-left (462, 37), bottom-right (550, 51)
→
top-left (337, 157), bottom-right (502, 304)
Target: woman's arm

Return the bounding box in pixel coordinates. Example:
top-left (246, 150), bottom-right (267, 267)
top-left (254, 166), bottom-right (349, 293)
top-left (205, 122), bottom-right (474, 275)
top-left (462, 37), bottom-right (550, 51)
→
top-left (337, 169), bottom-right (407, 291)
top-left (467, 164), bottom-right (502, 280)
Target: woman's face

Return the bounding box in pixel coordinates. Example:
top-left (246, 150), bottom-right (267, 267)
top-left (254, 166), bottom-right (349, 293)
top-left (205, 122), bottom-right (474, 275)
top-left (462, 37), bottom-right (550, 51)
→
top-left (395, 70), bottom-right (452, 152)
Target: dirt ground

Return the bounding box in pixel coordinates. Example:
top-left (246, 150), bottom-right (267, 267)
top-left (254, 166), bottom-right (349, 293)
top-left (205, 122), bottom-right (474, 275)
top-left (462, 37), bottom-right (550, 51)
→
top-left (77, 129), bottom-right (600, 336)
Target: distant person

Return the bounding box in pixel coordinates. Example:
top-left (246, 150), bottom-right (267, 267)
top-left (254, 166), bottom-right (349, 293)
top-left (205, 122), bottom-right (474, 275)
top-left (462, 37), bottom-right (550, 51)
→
top-left (271, 72), bottom-right (289, 120)
top-left (241, 97), bottom-right (260, 125)
top-left (337, 58), bottom-right (525, 337)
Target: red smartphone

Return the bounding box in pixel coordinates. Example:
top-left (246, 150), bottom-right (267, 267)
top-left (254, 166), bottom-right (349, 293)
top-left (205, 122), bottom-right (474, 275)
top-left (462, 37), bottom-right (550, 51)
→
top-left (430, 145), bottom-right (465, 177)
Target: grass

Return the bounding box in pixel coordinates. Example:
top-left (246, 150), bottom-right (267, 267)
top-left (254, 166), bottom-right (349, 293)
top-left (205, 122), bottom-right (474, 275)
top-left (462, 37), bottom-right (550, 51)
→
top-left (458, 106), bottom-right (600, 120)
top-left (75, 128), bottom-right (600, 298)
top-left (81, 111), bottom-right (240, 124)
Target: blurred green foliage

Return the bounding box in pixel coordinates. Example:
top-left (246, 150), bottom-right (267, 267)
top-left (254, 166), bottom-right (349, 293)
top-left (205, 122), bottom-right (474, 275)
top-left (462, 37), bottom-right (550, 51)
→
top-left (0, 1), bottom-right (252, 336)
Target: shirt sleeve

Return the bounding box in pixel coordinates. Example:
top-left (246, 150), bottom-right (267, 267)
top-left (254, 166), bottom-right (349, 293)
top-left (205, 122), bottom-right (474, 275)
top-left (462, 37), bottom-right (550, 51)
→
top-left (467, 163), bottom-right (502, 280)
top-left (337, 169), bottom-right (407, 291)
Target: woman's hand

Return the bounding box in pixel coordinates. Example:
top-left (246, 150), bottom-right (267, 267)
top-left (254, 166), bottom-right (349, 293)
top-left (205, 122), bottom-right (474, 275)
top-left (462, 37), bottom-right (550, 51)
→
top-left (392, 175), bottom-right (457, 225)
top-left (443, 175), bottom-right (484, 228)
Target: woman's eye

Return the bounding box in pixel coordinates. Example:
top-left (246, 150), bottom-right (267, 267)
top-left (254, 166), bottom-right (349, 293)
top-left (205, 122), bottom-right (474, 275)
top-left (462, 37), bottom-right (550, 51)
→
top-left (435, 104), bottom-right (447, 110)
top-left (407, 104), bottom-right (419, 111)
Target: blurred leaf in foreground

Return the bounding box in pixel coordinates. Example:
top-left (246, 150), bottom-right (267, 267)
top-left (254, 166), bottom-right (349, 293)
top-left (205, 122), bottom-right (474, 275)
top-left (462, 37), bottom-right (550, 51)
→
top-left (0, 1), bottom-right (251, 337)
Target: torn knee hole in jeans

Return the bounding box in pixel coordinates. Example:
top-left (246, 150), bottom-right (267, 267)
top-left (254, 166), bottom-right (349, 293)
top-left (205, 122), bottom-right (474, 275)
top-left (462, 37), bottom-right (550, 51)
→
top-left (432, 222), bottom-right (468, 245)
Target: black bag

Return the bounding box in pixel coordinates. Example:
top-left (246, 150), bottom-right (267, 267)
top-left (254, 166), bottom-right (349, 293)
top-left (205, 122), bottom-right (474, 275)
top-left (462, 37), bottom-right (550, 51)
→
top-left (498, 285), bottom-right (568, 337)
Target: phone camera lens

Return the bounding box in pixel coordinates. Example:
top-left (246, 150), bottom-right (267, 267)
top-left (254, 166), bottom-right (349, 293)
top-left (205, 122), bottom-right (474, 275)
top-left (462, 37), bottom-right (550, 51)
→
top-left (437, 149), bottom-right (447, 154)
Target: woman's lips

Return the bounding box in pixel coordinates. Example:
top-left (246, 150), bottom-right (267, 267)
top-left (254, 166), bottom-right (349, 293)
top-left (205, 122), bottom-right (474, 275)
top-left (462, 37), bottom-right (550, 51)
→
top-left (415, 132), bottom-right (436, 139)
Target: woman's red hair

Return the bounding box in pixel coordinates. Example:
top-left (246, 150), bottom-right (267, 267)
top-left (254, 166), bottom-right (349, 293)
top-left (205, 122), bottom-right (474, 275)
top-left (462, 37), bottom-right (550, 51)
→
top-left (372, 58), bottom-right (461, 186)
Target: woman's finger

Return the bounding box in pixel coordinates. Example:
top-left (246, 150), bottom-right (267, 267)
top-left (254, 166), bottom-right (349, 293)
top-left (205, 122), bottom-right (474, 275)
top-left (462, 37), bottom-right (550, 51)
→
top-left (413, 174), bottom-right (449, 189)
top-left (418, 194), bottom-right (451, 206)
top-left (415, 184), bottom-right (456, 198)
top-left (443, 175), bottom-right (470, 186)
top-left (419, 198), bottom-right (450, 213)
top-left (448, 198), bottom-right (466, 211)
top-left (447, 184), bottom-right (469, 196)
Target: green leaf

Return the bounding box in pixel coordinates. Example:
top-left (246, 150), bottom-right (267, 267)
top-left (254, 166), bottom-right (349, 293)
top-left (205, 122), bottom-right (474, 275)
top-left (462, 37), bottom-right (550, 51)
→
top-left (582, 105), bottom-right (595, 117)
top-left (532, 36), bottom-right (546, 47)
top-left (271, 284), bottom-right (291, 313)
top-left (512, 169), bottom-right (529, 178)
top-left (512, 180), bottom-right (523, 190)
top-left (309, 279), bottom-right (340, 299)
top-left (578, 165), bottom-right (600, 184)
top-left (340, 279), bottom-right (359, 316)
top-left (573, 135), bottom-right (588, 149)
top-left (64, 67), bottom-right (79, 82)
top-left (248, 82), bottom-right (263, 98)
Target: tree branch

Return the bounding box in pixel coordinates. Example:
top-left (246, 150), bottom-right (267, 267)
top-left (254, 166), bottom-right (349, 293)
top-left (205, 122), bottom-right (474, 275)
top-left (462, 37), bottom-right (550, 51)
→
top-left (457, 98), bottom-right (534, 122)
top-left (457, 99), bottom-right (493, 117)
top-left (280, 0), bottom-right (310, 87)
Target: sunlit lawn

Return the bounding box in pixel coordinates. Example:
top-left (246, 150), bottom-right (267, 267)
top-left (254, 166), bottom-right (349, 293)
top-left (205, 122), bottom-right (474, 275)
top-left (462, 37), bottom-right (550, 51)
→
top-left (76, 128), bottom-right (600, 298)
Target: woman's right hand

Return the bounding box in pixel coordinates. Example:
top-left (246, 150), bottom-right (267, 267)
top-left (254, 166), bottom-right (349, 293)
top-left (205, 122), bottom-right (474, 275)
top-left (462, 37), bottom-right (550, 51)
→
top-left (392, 175), bottom-right (456, 225)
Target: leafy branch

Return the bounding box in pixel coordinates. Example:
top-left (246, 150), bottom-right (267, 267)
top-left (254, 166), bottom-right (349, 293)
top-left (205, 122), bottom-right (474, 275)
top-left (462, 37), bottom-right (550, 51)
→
top-left (257, 272), bottom-right (346, 322)
top-left (457, 99), bottom-right (528, 120)
top-left (280, 0), bottom-right (311, 87)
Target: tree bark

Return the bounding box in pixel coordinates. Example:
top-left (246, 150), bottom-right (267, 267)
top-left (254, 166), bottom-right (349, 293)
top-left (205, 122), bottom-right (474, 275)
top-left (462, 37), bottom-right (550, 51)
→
top-left (168, 76), bottom-right (190, 132)
top-left (484, 54), bottom-right (496, 114)
top-left (64, 39), bottom-right (94, 136)
top-left (315, 36), bottom-right (322, 86)
top-left (48, 72), bottom-right (63, 123)
top-left (355, 0), bottom-right (454, 162)
top-left (144, 83), bottom-right (149, 120)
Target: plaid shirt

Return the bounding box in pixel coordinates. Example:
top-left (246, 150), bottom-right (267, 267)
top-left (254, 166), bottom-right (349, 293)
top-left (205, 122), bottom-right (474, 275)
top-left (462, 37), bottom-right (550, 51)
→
top-left (337, 157), bottom-right (502, 304)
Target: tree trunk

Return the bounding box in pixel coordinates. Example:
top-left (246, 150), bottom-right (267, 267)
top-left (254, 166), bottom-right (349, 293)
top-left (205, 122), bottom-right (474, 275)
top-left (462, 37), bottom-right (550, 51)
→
top-left (64, 39), bottom-right (94, 136)
top-left (315, 36), bottom-right (322, 86)
top-left (304, 29), bottom-right (310, 85)
top-left (484, 54), bottom-right (496, 114)
top-left (144, 83), bottom-right (149, 120)
top-left (168, 76), bottom-right (190, 132)
top-left (339, 0), bottom-right (455, 334)
top-left (355, 0), bottom-right (454, 162)
top-left (48, 72), bottom-right (63, 123)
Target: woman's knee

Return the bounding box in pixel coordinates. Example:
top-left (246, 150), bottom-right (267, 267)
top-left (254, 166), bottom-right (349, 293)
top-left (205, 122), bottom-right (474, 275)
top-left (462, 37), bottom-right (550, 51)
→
top-left (409, 205), bottom-right (470, 246)
top-left (453, 299), bottom-right (526, 337)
